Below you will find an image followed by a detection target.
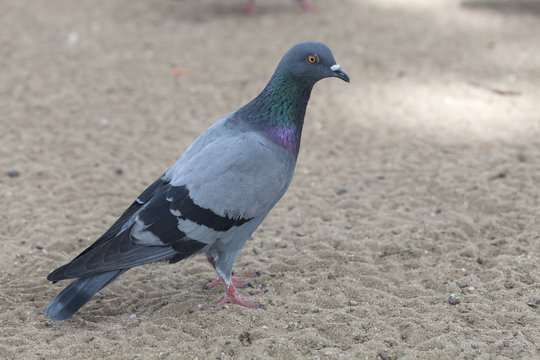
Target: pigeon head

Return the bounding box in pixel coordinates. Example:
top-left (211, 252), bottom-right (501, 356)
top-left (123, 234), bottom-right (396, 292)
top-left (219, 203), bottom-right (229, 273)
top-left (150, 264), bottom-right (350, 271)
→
top-left (276, 41), bottom-right (350, 85)
top-left (238, 42), bottom-right (349, 156)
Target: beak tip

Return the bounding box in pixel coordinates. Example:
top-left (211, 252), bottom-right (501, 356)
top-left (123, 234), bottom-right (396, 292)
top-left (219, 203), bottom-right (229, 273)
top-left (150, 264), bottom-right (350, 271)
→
top-left (331, 65), bottom-right (350, 83)
top-left (336, 70), bottom-right (350, 83)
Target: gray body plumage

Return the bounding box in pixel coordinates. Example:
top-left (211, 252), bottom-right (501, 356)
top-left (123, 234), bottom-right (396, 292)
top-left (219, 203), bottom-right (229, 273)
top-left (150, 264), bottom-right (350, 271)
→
top-left (45, 114), bottom-right (295, 320)
top-left (45, 41), bottom-right (349, 320)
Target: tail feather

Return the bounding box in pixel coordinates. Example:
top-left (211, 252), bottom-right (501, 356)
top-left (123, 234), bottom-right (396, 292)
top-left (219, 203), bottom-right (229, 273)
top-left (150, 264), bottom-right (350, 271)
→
top-left (45, 269), bottom-right (126, 321)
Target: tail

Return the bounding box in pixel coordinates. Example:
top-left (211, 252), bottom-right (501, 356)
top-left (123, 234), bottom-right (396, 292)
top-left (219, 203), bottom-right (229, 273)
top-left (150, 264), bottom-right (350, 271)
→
top-left (44, 269), bottom-right (126, 321)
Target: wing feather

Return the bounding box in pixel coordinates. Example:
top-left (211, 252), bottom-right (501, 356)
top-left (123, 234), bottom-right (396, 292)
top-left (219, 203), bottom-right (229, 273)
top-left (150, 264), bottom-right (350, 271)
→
top-left (48, 119), bottom-right (295, 283)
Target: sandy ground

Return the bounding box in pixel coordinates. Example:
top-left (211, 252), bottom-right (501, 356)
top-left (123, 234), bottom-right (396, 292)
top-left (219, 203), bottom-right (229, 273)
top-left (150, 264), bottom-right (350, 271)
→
top-left (1, 0), bottom-right (539, 358)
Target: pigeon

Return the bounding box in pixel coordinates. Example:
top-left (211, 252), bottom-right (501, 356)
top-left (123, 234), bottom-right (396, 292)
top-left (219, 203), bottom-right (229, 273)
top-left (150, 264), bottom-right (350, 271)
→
top-left (242, 0), bottom-right (312, 14)
top-left (45, 41), bottom-right (350, 321)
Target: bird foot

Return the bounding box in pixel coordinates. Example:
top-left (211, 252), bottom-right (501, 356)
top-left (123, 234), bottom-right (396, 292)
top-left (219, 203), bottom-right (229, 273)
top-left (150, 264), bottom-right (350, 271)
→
top-left (215, 284), bottom-right (266, 309)
top-left (203, 272), bottom-right (261, 290)
top-left (299, 0), bottom-right (313, 11)
top-left (242, 0), bottom-right (255, 15)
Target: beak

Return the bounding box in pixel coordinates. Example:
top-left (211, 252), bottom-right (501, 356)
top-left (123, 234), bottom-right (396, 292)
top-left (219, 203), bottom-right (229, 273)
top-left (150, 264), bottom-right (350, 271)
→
top-left (330, 64), bottom-right (350, 83)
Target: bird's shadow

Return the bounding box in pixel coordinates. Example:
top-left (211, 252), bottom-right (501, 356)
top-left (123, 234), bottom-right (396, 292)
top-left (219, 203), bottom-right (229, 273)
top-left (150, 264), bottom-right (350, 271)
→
top-left (461, 0), bottom-right (540, 17)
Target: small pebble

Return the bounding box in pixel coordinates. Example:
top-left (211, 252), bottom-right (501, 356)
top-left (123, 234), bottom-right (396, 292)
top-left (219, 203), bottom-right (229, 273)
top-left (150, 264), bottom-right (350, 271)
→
top-left (115, 168), bottom-right (124, 175)
top-left (336, 188), bottom-right (347, 195)
top-left (129, 314), bottom-right (137, 319)
top-left (238, 331), bottom-right (252, 346)
top-left (504, 281), bottom-right (514, 289)
top-left (67, 31), bottom-right (79, 46)
top-left (35, 245), bottom-right (44, 250)
top-left (7, 170), bottom-right (20, 178)
top-left (327, 273), bottom-right (335, 280)
top-left (321, 214), bottom-right (332, 222)
top-left (448, 293), bottom-right (460, 305)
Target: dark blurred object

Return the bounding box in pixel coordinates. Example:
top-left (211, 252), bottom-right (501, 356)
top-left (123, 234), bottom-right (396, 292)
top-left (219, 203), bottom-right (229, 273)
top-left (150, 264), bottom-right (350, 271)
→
top-left (6, 170), bottom-right (20, 178)
top-left (462, 1), bottom-right (540, 16)
top-left (242, 0), bottom-right (312, 14)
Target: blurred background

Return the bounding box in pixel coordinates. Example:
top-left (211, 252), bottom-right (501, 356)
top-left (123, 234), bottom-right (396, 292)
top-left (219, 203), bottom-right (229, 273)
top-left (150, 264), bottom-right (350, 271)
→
top-left (1, 0), bottom-right (539, 358)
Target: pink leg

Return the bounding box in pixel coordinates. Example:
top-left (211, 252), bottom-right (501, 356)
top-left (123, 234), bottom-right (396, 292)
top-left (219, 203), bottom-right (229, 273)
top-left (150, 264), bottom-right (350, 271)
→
top-left (204, 257), bottom-right (261, 289)
top-left (299, 0), bottom-right (313, 11)
top-left (205, 257), bottom-right (265, 307)
top-left (242, 0), bottom-right (255, 14)
top-left (216, 284), bottom-right (266, 309)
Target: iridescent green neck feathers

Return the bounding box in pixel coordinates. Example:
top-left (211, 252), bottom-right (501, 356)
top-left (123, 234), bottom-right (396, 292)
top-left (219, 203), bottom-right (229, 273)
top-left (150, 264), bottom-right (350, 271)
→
top-left (238, 71), bottom-right (313, 155)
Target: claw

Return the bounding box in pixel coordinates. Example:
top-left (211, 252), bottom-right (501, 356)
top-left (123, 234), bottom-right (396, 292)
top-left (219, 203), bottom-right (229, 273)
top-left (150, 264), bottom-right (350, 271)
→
top-left (203, 273), bottom-right (260, 290)
top-left (202, 278), bottom-right (221, 290)
top-left (215, 284), bottom-right (265, 309)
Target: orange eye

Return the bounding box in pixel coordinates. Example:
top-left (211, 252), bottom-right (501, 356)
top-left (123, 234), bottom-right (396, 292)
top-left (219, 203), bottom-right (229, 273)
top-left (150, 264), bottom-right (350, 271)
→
top-left (307, 55), bottom-right (318, 64)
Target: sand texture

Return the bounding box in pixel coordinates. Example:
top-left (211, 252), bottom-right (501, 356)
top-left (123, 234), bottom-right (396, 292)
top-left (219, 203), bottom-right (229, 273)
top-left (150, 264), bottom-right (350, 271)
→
top-left (1, 0), bottom-right (539, 359)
